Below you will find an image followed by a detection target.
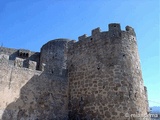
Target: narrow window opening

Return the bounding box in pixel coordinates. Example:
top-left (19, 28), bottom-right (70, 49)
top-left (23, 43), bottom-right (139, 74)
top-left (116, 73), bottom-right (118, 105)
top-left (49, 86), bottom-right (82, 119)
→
top-left (81, 97), bottom-right (83, 101)
top-left (123, 54), bottom-right (125, 57)
top-left (97, 66), bottom-right (100, 70)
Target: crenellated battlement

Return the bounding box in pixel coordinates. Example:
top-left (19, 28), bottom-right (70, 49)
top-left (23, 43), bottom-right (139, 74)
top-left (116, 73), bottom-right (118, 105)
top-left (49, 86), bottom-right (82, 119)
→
top-left (78, 34), bottom-right (87, 41)
top-left (91, 27), bottom-right (101, 36)
top-left (0, 55), bottom-right (38, 71)
top-left (0, 47), bottom-right (40, 71)
top-left (0, 23), bottom-right (149, 120)
top-left (77, 23), bottom-right (136, 43)
top-left (125, 25), bottom-right (136, 36)
top-left (108, 23), bottom-right (121, 31)
top-left (0, 23), bottom-right (137, 71)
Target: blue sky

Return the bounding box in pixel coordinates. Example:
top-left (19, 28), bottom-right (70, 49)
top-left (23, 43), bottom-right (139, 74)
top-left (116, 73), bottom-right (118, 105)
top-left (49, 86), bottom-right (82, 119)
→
top-left (0, 0), bottom-right (159, 107)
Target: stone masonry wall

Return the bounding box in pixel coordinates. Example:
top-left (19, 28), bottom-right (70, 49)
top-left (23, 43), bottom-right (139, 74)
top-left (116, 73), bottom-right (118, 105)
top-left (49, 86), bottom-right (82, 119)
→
top-left (68, 24), bottom-right (149, 120)
top-left (0, 23), bottom-right (149, 120)
top-left (0, 39), bottom-right (70, 119)
top-left (0, 64), bottom-right (68, 120)
top-left (0, 47), bottom-right (40, 70)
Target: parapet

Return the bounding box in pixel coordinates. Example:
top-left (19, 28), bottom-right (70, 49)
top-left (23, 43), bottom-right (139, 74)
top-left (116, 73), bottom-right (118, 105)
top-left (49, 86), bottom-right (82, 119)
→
top-left (126, 26), bottom-right (134, 31)
top-left (14, 57), bottom-right (37, 70)
top-left (108, 23), bottom-right (122, 38)
top-left (18, 49), bottom-right (30, 58)
top-left (0, 47), bottom-right (40, 70)
top-left (78, 34), bottom-right (87, 41)
top-left (92, 27), bottom-right (101, 36)
top-left (108, 23), bottom-right (121, 31)
top-left (77, 23), bottom-right (136, 42)
top-left (125, 25), bottom-right (136, 36)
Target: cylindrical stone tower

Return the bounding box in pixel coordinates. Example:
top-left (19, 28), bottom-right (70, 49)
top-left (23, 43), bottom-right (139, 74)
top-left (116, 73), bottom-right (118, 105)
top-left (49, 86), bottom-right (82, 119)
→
top-left (68, 23), bottom-right (149, 120)
top-left (39, 39), bottom-right (70, 119)
top-left (40, 39), bottom-right (70, 76)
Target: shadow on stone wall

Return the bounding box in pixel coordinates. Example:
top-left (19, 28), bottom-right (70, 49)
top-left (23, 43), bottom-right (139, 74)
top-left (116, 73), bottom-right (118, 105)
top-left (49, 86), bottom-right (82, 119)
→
top-left (9, 51), bottom-right (18, 61)
top-left (2, 70), bottom-right (68, 120)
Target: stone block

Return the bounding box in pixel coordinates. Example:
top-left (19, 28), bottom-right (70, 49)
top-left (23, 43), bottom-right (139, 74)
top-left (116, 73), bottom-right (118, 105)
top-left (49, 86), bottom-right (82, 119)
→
top-left (78, 34), bottom-right (87, 41)
top-left (125, 25), bottom-right (136, 36)
top-left (91, 27), bottom-right (101, 36)
top-left (28, 60), bottom-right (37, 70)
top-left (108, 23), bottom-right (121, 31)
top-left (14, 57), bottom-right (24, 67)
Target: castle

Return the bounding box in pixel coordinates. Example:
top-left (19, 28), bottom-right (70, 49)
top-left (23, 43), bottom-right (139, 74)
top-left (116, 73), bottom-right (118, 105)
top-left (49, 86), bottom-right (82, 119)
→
top-left (0, 23), bottom-right (149, 120)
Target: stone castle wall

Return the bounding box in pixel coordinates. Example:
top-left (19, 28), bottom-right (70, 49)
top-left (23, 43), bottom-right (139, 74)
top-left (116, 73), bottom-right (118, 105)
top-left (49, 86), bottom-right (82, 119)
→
top-left (68, 23), bottom-right (149, 120)
top-left (0, 40), bottom-right (69, 119)
top-left (0, 23), bottom-right (149, 120)
top-left (0, 47), bottom-right (40, 70)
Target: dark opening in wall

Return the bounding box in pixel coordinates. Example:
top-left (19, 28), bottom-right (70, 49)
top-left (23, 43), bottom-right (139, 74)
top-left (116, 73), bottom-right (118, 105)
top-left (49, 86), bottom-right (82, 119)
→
top-left (90, 38), bottom-right (93, 40)
top-left (18, 49), bottom-right (30, 58)
top-left (80, 97), bottom-right (83, 101)
top-left (135, 92), bottom-right (137, 98)
top-left (19, 52), bottom-right (22, 57)
top-left (114, 25), bottom-right (116, 27)
top-left (97, 66), bottom-right (100, 70)
top-left (123, 54), bottom-right (125, 57)
top-left (26, 53), bottom-right (29, 57)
